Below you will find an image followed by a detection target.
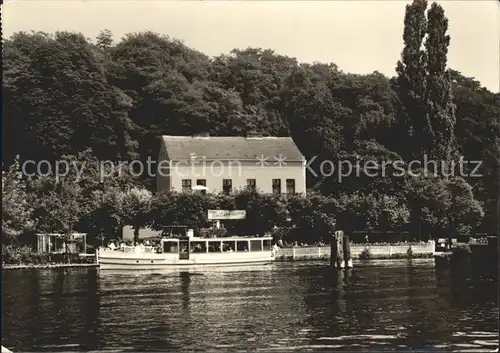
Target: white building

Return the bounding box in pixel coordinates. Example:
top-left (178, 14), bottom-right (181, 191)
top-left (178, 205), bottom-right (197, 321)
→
top-left (156, 134), bottom-right (306, 195)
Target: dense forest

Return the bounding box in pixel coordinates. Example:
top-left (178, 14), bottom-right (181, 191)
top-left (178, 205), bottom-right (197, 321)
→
top-left (2, 0), bottom-right (499, 246)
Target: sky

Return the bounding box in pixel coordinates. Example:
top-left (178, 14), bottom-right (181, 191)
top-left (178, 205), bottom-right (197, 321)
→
top-left (3, 0), bottom-right (499, 92)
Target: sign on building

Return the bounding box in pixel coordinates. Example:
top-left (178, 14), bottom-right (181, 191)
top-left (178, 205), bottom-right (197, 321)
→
top-left (208, 210), bottom-right (246, 220)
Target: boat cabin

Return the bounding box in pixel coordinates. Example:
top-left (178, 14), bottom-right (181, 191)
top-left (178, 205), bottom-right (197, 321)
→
top-left (159, 226), bottom-right (272, 260)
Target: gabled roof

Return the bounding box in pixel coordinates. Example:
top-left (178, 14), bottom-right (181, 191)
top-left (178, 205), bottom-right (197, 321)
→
top-left (161, 136), bottom-right (304, 161)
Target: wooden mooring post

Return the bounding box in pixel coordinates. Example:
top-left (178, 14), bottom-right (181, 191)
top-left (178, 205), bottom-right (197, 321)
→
top-left (331, 230), bottom-right (353, 269)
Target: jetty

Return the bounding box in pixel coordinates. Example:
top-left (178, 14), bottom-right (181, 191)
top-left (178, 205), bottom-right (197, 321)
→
top-left (275, 239), bottom-right (436, 261)
top-left (331, 230), bottom-right (353, 269)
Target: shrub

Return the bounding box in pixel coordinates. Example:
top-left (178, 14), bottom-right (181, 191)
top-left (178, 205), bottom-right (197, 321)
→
top-left (407, 246), bottom-right (413, 258)
top-left (2, 245), bottom-right (49, 265)
top-left (269, 227), bottom-right (290, 242)
top-left (452, 243), bottom-right (471, 256)
top-left (2, 245), bottom-right (91, 265)
top-left (359, 247), bottom-right (372, 261)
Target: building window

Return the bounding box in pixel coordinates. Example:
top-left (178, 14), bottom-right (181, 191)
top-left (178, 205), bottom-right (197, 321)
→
top-left (272, 179), bottom-right (281, 195)
top-left (196, 179), bottom-right (206, 186)
top-left (247, 179), bottom-right (256, 191)
top-left (182, 179), bottom-right (192, 192)
top-left (286, 179), bottom-right (295, 194)
top-left (196, 179), bottom-right (206, 194)
top-left (223, 179), bottom-right (232, 194)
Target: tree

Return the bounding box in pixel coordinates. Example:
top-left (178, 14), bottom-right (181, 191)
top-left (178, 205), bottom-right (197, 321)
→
top-left (32, 183), bottom-right (81, 236)
top-left (405, 174), bottom-right (483, 241)
top-left (83, 187), bottom-right (126, 245)
top-left (149, 191), bottom-right (215, 231)
top-left (3, 23), bottom-right (494, 239)
top-left (425, 3), bottom-right (457, 162)
top-left (211, 48), bottom-right (296, 136)
top-left (122, 187), bottom-right (153, 242)
top-left (234, 189), bottom-right (289, 236)
top-left (25, 150), bottom-right (136, 244)
top-left (287, 193), bottom-right (338, 243)
top-left (396, 0), bottom-right (433, 160)
top-left (367, 195), bottom-right (410, 231)
top-left (3, 31), bottom-right (137, 163)
top-left (96, 29), bottom-right (113, 50)
top-left (446, 178), bottom-right (484, 236)
top-left (107, 32), bottom-right (211, 162)
top-left (2, 156), bottom-right (34, 243)
top-left (451, 70), bottom-right (500, 235)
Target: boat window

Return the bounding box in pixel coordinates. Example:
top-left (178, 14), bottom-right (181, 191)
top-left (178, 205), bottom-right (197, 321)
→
top-left (236, 241), bottom-right (248, 252)
top-left (208, 241), bottom-right (221, 252)
top-left (163, 241), bottom-right (179, 253)
top-left (250, 240), bottom-right (263, 251)
top-left (263, 239), bottom-right (271, 251)
top-left (178, 240), bottom-right (189, 260)
top-left (222, 241), bottom-right (236, 252)
top-left (190, 241), bottom-right (207, 253)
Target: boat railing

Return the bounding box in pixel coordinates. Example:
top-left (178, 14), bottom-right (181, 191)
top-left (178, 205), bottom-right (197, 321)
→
top-left (102, 245), bottom-right (157, 253)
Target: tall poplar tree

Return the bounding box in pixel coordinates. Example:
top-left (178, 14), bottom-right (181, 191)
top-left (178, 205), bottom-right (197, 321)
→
top-left (425, 2), bottom-right (457, 162)
top-left (396, 0), bottom-right (433, 160)
top-left (397, 0), bottom-right (457, 163)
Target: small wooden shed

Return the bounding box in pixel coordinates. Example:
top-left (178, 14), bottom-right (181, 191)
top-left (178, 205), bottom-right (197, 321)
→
top-left (36, 233), bottom-right (87, 254)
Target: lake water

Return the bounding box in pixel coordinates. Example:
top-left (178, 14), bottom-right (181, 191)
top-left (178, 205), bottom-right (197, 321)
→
top-left (2, 258), bottom-right (498, 352)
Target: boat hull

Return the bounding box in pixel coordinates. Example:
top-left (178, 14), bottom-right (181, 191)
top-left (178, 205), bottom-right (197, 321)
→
top-left (97, 249), bottom-right (275, 270)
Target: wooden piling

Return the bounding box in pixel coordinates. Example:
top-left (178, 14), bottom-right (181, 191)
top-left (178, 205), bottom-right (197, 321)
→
top-left (338, 234), bottom-right (345, 268)
top-left (331, 230), bottom-right (344, 269)
top-left (330, 232), bottom-right (338, 268)
top-left (331, 230), bottom-right (352, 269)
top-left (343, 234), bottom-right (353, 268)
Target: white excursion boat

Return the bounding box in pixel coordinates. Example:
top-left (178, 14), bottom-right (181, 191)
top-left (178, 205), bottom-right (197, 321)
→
top-left (96, 226), bottom-right (277, 270)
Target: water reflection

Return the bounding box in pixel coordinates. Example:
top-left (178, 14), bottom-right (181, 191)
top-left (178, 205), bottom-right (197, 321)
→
top-left (2, 259), bottom-right (498, 352)
top-left (179, 272), bottom-right (191, 311)
top-left (84, 270), bottom-right (100, 351)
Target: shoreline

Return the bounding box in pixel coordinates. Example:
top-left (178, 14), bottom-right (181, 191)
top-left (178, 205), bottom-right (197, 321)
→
top-left (4, 242), bottom-right (494, 270)
top-left (2, 263), bottom-right (99, 270)
top-left (0, 255), bottom-right (484, 270)
top-left (2, 254), bottom-right (436, 270)
top-left (275, 253), bottom-right (435, 262)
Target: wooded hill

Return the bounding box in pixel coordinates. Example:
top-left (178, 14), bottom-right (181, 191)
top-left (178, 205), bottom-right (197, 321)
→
top-left (3, 0), bottom-right (499, 239)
